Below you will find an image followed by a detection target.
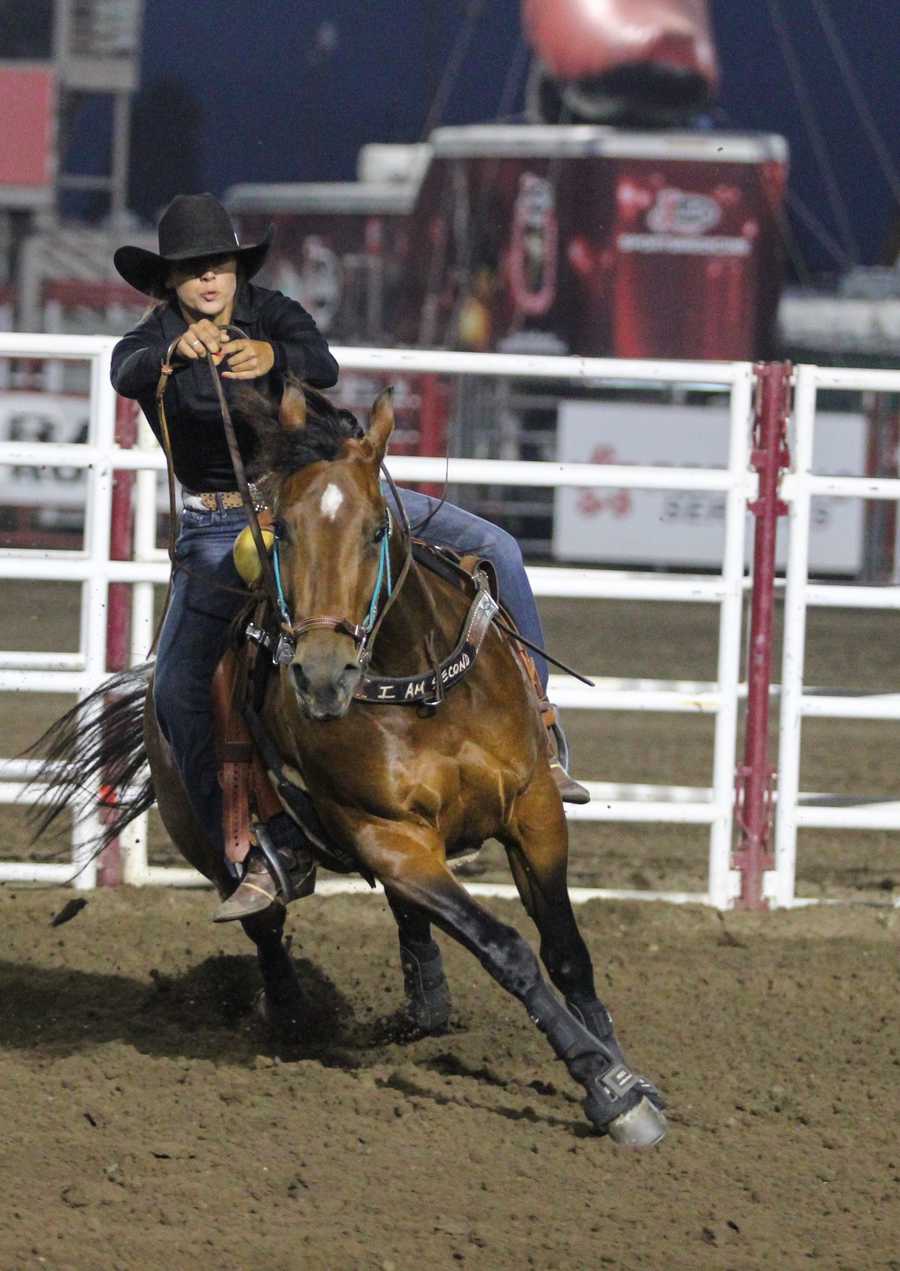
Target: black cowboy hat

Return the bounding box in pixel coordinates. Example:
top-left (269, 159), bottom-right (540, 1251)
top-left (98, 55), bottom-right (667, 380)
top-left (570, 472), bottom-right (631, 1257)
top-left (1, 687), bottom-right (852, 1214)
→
top-left (113, 193), bottom-right (273, 296)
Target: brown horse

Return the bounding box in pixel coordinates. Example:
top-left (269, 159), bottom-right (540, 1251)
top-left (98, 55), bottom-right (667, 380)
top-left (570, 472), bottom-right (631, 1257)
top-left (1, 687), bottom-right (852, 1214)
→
top-left (29, 383), bottom-right (666, 1147)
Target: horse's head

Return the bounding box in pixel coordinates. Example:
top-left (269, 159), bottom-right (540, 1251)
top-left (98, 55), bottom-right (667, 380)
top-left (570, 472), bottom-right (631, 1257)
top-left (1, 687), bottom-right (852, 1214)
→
top-left (260, 381), bottom-right (395, 720)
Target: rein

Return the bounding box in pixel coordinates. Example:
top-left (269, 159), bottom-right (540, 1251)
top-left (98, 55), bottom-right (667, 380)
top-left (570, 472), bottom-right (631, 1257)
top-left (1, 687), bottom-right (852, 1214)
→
top-left (152, 337), bottom-right (413, 669)
top-left (152, 327), bottom-right (293, 653)
top-left (149, 334), bottom-right (185, 654)
top-left (204, 332), bottom-right (288, 627)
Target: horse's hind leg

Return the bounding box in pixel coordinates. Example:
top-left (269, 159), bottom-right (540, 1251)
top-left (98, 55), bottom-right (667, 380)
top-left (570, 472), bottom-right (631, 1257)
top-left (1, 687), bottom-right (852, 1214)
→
top-left (241, 907), bottom-right (305, 1043)
top-left (503, 778), bottom-right (667, 1134)
top-left (385, 892), bottom-right (451, 1033)
top-left (363, 827), bottom-right (663, 1146)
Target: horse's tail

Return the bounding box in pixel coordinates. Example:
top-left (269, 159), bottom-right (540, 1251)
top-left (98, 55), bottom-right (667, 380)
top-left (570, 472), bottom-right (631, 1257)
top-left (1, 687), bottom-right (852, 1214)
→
top-left (23, 663), bottom-right (155, 853)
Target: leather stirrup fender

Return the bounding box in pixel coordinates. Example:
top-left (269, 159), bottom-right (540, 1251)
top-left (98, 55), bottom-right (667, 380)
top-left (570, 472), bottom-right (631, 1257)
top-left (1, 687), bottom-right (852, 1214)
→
top-left (212, 649), bottom-right (281, 865)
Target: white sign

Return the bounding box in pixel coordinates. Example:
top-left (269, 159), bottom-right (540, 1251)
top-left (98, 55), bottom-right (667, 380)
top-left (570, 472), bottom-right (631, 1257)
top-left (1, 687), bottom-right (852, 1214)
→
top-left (0, 392), bottom-right (91, 508)
top-left (553, 402), bottom-right (865, 574)
top-left (0, 392), bottom-right (168, 515)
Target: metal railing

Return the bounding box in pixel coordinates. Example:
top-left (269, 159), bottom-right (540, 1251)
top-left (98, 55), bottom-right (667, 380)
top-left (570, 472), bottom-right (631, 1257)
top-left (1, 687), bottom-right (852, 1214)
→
top-left (773, 363), bottom-right (900, 907)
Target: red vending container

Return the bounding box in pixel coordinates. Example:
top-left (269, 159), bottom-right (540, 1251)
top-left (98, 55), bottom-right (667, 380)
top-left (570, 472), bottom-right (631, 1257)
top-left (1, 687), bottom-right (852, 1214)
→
top-left (409, 126), bottom-right (788, 361)
top-left (231, 124), bottom-right (788, 362)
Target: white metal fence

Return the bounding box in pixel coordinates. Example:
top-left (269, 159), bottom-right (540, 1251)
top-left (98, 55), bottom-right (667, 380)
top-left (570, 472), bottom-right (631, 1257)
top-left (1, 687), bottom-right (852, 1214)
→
top-left (0, 337), bottom-right (755, 906)
top-left (8, 337), bottom-right (893, 908)
top-left (772, 363), bottom-right (900, 907)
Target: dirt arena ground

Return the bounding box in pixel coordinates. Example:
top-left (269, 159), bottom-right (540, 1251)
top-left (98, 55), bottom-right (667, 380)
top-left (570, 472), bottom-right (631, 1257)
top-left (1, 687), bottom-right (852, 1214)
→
top-left (1, 582), bottom-right (899, 1269)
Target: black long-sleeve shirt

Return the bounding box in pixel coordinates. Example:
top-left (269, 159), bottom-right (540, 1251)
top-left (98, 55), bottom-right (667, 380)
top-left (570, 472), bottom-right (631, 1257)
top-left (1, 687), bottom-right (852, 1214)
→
top-left (110, 282), bottom-right (338, 492)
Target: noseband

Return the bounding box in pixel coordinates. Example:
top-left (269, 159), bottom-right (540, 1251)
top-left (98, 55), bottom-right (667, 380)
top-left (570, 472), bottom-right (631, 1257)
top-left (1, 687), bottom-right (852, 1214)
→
top-left (270, 507), bottom-right (396, 668)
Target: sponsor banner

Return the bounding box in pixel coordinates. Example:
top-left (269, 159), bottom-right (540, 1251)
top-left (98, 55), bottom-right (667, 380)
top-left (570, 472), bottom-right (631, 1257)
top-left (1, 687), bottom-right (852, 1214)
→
top-left (553, 402), bottom-right (865, 574)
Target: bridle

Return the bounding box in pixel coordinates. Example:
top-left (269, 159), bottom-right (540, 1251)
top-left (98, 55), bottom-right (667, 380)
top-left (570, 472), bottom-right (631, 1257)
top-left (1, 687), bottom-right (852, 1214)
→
top-left (269, 504), bottom-right (403, 669)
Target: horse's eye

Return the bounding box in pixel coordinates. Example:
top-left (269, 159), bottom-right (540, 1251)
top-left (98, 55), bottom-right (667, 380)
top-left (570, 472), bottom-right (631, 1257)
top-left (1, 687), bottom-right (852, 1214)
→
top-left (373, 521), bottom-right (388, 543)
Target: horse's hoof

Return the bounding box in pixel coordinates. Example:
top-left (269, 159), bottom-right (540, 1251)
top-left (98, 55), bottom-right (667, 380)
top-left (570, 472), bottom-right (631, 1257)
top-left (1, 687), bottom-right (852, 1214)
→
top-left (254, 988), bottom-right (271, 1025)
top-left (255, 987), bottom-right (304, 1043)
top-left (405, 992), bottom-right (452, 1035)
top-left (606, 1096), bottom-right (668, 1149)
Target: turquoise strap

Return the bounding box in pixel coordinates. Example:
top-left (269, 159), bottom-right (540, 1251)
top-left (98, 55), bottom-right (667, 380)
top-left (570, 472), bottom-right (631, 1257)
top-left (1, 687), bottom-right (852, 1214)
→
top-left (272, 538), bottom-right (291, 626)
top-left (363, 513), bottom-right (392, 633)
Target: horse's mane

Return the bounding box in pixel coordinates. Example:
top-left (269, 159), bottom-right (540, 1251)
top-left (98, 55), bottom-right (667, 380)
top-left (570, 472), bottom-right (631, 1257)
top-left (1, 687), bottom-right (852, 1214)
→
top-left (241, 378), bottom-right (365, 482)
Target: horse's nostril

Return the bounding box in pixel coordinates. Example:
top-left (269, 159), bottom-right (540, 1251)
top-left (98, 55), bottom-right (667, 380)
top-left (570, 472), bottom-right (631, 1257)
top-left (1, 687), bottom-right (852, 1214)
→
top-left (292, 664), bottom-right (309, 693)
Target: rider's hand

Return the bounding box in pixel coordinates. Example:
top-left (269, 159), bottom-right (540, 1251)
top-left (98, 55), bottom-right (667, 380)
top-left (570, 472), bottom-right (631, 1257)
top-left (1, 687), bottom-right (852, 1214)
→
top-left (175, 320), bottom-right (226, 363)
top-left (220, 339), bottom-right (275, 380)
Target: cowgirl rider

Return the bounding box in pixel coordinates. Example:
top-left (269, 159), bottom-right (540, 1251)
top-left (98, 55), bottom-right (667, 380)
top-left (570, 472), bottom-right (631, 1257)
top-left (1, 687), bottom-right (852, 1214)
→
top-left (111, 193), bottom-right (588, 922)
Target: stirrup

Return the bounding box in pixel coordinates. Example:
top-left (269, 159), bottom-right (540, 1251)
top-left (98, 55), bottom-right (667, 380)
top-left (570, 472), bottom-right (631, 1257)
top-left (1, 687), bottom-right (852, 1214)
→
top-left (255, 823), bottom-right (317, 904)
top-left (212, 848), bottom-right (281, 923)
top-left (211, 824), bottom-right (316, 923)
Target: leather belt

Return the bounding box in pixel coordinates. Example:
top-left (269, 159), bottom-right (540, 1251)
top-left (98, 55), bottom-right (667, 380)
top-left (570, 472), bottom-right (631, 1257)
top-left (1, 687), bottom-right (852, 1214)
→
top-left (182, 486), bottom-right (265, 512)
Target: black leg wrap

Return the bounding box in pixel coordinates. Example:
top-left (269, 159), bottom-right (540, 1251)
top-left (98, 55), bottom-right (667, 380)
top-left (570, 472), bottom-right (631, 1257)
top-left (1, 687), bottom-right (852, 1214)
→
top-left (566, 997), bottom-right (667, 1110)
top-left (525, 982), bottom-right (616, 1064)
top-left (525, 984), bottom-right (667, 1146)
top-left (567, 998), bottom-right (627, 1066)
top-left (568, 1050), bottom-right (643, 1128)
top-left (399, 938), bottom-right (452, 1033)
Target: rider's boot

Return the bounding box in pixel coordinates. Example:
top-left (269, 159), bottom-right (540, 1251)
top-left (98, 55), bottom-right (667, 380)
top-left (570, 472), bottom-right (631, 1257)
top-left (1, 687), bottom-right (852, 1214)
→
top-left (514, 647), bottom-right (590, 804)
top-left (540, 698), bottom-right (591, 805)
top-left (213, 813), bottom-right (316, 923)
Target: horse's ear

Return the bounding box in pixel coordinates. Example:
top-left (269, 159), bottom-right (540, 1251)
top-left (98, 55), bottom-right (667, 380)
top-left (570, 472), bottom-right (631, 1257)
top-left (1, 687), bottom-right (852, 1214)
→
top-left (363, 387), bottom-right (395, 466)
top-left (279, 382), bottom-right (307, 432)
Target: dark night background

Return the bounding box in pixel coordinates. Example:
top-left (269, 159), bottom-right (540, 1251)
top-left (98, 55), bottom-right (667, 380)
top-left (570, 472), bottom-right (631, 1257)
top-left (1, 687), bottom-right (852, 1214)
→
top-left (63, 0), bottom-right (900, 279)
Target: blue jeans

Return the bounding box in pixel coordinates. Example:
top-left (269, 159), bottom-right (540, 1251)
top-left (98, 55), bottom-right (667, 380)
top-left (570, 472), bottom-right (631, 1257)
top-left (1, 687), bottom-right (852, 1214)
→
top-left (154, 506), bottom-right (250, 859)
top-left (394, 487), bottom-right (548, 687)
top-left (154, 494), bottom-right (548, 857)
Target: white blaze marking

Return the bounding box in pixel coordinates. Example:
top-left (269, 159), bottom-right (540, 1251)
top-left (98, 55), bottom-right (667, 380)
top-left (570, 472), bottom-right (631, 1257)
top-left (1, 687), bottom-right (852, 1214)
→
top-left (320, 483), bottom-right (344, 520)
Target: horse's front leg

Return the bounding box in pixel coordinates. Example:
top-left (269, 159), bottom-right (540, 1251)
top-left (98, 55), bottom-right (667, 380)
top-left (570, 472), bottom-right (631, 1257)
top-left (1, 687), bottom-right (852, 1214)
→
top-left (359, 825), bottom-right (664, 1146)
top-left (385, 891), bottom-right (452, 1033)
top-left (503, 777), bottom-right (667, 1134)
top-left (241, 907), bottom-right (305, 1043)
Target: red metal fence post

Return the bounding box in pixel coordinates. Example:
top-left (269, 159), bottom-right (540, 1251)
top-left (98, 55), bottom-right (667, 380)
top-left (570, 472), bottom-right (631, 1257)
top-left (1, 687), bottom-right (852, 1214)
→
top-left (97, 394), bottom-right (138, 886)
top-left (732, 361), bottom-right (792, 910)
top-left (106, 395), bottom-right (137, 672)
top-left (418, 372), bottom-right (448, 499)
